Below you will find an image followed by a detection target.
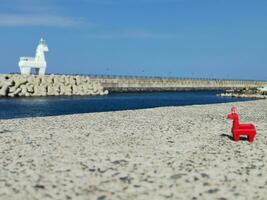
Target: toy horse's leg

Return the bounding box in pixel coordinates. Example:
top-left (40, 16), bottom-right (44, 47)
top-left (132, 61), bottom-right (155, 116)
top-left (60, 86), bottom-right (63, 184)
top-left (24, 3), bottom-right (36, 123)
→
top-left (248, 131), bottom-right (256, 142)
top-left (233, 132), bottom-right (240, 141)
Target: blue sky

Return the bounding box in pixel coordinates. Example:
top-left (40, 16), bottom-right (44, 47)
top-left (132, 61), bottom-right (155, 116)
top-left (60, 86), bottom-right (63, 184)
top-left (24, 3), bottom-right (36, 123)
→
top-left (0, 0), bottom-right (267, 80)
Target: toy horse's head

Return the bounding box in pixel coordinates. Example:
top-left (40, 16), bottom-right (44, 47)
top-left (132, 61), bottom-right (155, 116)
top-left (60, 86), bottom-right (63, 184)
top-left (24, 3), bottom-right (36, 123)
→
top-left (227, 107), bottom-right (239, 121)
top-left (37, 38), bottom-right (49, 52)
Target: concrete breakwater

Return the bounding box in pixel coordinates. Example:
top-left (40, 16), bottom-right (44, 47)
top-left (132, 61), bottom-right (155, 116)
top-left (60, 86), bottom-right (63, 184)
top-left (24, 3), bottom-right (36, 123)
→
top-left (0, 74), bottom-right (108, 97)
top-left (93, 76), bottom-right (267, 92)
top-left (0, 74), bottom-right (266, 97)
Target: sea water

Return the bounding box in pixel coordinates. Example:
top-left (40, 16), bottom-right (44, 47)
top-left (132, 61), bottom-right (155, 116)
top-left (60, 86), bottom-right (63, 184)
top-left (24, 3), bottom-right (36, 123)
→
top-left (0, 91), bottom-right (254, 119)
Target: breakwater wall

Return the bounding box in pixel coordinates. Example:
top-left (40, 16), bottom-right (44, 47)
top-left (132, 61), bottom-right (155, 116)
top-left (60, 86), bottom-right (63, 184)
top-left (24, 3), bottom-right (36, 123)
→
top-left (0, 74), bottom-right (266, 97)
top-left (91, 76), bottom-right (267, 92)
top-left (0, 74), bottom-right (108, 97)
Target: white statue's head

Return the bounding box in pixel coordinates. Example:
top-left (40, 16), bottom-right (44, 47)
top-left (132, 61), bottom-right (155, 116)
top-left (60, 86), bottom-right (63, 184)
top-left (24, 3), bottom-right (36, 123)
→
top-left (37, 38), bottom-right (49, 52)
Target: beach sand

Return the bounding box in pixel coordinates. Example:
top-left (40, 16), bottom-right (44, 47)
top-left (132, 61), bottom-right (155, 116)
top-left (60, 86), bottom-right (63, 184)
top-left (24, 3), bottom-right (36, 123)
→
top-left (0, 100), bottom-right (267, 200)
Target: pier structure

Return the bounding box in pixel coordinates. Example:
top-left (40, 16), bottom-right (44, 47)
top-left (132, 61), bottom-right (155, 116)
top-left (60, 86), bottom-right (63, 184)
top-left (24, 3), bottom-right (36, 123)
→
top-left (90, 75), bottom-right (267, 92)
top-left (0, 74), bottom-right (266, 97)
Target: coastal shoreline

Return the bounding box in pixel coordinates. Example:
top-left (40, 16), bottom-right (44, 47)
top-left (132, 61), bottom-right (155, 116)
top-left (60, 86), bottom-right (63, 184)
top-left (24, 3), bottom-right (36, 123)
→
top-left (1, 99), bottom-right (267, 199)
top-left (220, 92), bottom-right (266, 99)
top-left (219, 88), bottom-right (267, 99)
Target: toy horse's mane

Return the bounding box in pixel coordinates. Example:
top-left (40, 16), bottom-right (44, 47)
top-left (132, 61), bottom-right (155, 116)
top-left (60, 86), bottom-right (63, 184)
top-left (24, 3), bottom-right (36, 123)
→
top-left (231, 106), bottom-right (237, 114)
top-left (229, 106), bottom-right (240, 125)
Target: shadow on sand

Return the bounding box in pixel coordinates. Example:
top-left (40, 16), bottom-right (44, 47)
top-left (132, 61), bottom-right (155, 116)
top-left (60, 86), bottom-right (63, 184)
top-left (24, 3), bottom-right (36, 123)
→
top-left (220, 134), bottom-right (248, 141)
top-left (0, 129), bottom-right (11, 134)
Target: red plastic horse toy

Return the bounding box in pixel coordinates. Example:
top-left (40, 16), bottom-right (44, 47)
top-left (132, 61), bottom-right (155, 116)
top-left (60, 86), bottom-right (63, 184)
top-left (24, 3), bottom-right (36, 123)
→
top-left (227, 107), bottom-right (256, 142)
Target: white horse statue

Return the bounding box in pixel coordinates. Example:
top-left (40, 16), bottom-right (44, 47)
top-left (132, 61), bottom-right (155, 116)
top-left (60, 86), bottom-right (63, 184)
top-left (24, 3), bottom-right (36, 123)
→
top-left (18, 38), bottom-right (49, 75)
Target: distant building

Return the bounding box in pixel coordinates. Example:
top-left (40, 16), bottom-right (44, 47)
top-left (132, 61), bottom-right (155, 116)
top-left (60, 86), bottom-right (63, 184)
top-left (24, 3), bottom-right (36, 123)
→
top-left (18, 38), bottom-right (49, 75)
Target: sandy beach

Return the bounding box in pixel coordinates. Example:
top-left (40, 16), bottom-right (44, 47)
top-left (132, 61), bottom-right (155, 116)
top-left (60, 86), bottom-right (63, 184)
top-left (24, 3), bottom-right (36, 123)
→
top-left (0, 99), bottom-right (267, 200)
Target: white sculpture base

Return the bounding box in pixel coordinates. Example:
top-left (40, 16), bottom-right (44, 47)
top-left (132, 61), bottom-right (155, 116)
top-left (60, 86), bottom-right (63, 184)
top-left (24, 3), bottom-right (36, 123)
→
top-left (19, 66), bottom-right (46, 75)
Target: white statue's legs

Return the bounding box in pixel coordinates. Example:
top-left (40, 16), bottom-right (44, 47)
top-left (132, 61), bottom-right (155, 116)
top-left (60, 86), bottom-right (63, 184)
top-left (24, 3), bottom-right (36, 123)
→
top-left (37, 68), bottom-right (46, 75)
top-left (19, 66), bottom-right (46, 76)
top-left (20, 67), bottom-right (31, 75)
